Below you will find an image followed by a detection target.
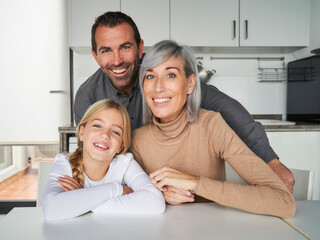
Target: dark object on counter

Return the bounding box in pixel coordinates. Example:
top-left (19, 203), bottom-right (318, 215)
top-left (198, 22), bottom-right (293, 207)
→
top-left (197, 61), bottom-right (216, 83)
top-left (287, 55), bottom-right (320, 123)
top-left (311, 48), bottom-right (320, 55)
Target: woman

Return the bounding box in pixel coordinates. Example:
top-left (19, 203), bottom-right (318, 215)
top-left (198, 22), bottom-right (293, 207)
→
top-left (42, 99), bottom-right (165, 221)
top-left (131, 40), bottom-right (295, 218)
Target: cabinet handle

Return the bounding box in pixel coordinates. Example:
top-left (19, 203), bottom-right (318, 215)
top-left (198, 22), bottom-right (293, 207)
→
top-left (245, 20), bottom-right (248, 40)
top-left (233, 20), bottom-right (236, 40)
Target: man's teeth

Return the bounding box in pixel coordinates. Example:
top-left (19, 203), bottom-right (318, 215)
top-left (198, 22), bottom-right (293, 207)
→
top-left (153, 98), bottom-right (170, 103)
top-left (94, 143), bottom-right (108, 149)
top-left (113, 68), bottom-right (126, 74)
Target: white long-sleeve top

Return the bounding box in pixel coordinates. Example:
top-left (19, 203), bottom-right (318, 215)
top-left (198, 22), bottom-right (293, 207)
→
top-left (42, 153), bottom-right (165, 221)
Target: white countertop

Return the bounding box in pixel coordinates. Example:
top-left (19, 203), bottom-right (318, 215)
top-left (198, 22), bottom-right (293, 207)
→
top-left (0, 202), bottom-right (312, 240)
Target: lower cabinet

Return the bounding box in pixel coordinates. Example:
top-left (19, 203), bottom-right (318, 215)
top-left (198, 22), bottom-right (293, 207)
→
top-left (266, 131), bottom-right (320, 200)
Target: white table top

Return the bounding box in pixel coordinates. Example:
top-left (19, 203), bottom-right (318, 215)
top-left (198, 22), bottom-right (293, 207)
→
top-left (0, 202), bottom-right (307, 240)
top-left (283, 200), bottom-right (320, 240)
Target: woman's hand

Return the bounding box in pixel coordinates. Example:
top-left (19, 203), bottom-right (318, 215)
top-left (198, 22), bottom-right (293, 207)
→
top-left (162, 186), bottom-right (195, 205)
top-left (58, 175), bottom-right (83, 192)
top-left (149, 166), bottom-right (198, 192)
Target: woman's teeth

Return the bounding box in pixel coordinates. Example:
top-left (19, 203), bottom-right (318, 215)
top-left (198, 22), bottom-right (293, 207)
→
top-left (153, 98), bottom-right (171, 103)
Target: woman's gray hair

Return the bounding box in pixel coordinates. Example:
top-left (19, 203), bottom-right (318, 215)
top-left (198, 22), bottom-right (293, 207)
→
top-left (139, 40), bottom-right (201, 125)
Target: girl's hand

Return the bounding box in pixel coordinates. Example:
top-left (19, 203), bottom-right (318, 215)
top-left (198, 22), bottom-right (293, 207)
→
top-left (149, 166), bottom-right (198, 192)
top-left (58, 175), bottom-right (83, 192)
top-left (162, 186), bottom-right (195, 205)
top-left (122, 185), bottom-right (133, 195)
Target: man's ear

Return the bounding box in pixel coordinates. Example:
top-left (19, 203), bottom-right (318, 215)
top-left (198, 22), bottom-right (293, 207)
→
top-left (187, 74), bottom-right (197, 94)
top-left (138, 39), bottom-right (144, 59)
top-left (91, 48), bottom-right (99, 65)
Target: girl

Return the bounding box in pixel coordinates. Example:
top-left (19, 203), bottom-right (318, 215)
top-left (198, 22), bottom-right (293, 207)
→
top-left (42, 99), bottom-right (165, 221)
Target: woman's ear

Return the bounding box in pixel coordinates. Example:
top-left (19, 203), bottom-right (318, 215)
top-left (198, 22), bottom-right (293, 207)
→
top-left (187, 74), bottom-right (197, 94)
top-left (78, 125), bottom-right (84, 142)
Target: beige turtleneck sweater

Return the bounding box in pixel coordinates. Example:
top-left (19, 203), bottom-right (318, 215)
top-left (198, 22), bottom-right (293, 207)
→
top-left (131, 108), bottom-right (295, 218)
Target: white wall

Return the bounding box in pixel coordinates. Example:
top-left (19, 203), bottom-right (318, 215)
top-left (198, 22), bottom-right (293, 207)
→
top-left (72, 50), bottom-right (295, 116)
top-left (0, 0), bottom-right (70, 142)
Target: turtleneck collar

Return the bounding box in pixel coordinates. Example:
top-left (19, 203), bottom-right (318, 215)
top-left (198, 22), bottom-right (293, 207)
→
top-left (151, 106), bottom-right (190, 143)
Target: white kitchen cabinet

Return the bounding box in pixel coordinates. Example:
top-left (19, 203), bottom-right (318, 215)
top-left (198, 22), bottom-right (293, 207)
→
top-left (68, 0), bottom-right (120, 47)
top-left (170, 0), bottom-right (239, 47)
top-left (170, 0), bottom-right (309, 47)
top-left (121, 0), bottom-right (170, 47)
top-left (240, 0), bottom-right (309, 47)
top-left (266, 131), bottom-right (320, 200)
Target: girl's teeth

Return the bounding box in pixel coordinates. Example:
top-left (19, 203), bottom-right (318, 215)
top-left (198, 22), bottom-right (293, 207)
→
top-left (94, 143), bottom-right (108, 149)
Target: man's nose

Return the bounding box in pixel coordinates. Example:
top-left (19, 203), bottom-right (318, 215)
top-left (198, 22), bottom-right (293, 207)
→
top-left (112, 51), bottom-right (124, 66)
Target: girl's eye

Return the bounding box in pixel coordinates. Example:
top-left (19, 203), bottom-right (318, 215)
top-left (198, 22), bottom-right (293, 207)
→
top-left (93, 124), bottom-right (102, 128)
top-left (112, 130), bottom-right (120, 136)
top-left (168, 73), bottom-right (176, 78)
top-left (145, 74), bottom-right (155, 79)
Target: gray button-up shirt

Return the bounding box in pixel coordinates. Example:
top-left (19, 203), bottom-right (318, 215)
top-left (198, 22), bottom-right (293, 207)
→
top-left (74, 69), bottom-right (143, 131)
top-left (74, 68), bottom-right (278, 163)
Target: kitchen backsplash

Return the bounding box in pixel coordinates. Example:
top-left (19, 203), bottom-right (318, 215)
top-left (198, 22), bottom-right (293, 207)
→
top-left (73, 50), bottom-right (299, 116)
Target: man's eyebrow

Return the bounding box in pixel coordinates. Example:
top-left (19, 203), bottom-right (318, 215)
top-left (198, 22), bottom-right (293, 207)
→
top-left (120, 41), bottom-right (134, 48)
top-left (98, 46), bottom-right (110, 52)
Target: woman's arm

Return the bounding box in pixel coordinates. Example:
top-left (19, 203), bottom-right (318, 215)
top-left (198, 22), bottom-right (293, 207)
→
top-left (196, 113), bottom-right (296, 218)
top-left (42, 154), bottom-right (123, 221)
top-left (200, 83), bottom-right (295, 191)
top-left (92, 159), bottom-right (166, 214)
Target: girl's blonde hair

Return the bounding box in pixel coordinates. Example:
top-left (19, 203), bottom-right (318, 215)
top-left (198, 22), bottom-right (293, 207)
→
top-left (69, 99), bottom-right (131, 186)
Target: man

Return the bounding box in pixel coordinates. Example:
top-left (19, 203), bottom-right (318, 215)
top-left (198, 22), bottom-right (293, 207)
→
top-left (74, 12), bottom-right (295, 200)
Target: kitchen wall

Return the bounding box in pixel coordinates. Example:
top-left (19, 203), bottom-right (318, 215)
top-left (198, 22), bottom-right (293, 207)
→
top-left (0, 0), bottom-right (70, 142)
top-left (72, 1), bottom-right (320, 118)
top-left (73, 51), bottom-right (294, 116)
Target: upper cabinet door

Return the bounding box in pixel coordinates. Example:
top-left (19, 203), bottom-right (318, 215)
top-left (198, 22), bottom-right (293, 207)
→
top-left (239, 0), bottom-right (310, 47)
top-left (69, 0), bottom-right (120, 47)
top-left (121, 0), bottom-right (170, 47)
top-left (170, 0), bottom-right (239, 47)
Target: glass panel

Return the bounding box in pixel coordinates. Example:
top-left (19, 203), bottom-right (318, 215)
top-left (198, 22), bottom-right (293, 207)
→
top-left (0, 144), bottom-right (58, 201)
top-left (0, 146), bottom-right (12, 171)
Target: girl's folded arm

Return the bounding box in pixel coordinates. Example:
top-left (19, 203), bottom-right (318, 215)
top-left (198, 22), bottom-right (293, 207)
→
top-left (92, 159), bottom-right (165, 214)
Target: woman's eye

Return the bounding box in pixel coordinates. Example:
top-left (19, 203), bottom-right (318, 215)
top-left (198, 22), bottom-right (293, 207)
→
top-left (168, 73), bottom-right (176, 78)
top-left (93, 124), bottom-right (101, 128)
top-left (146, 75), bottom-right (155, 79)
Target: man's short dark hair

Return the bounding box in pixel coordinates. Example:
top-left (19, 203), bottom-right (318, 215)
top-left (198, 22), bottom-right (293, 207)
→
top-left (91, 11), bottom-right (141, 54)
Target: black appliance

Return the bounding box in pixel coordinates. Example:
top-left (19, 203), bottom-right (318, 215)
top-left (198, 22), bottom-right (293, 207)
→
top-left (287, 54), bottom-right (320, 123)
